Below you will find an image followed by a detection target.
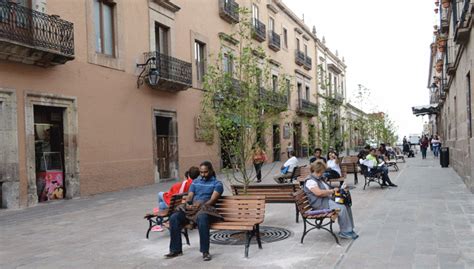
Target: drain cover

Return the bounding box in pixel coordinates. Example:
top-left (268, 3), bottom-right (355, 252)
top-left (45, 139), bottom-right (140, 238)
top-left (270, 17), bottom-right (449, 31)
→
top-left (210, 226), bottom-right (292, 245)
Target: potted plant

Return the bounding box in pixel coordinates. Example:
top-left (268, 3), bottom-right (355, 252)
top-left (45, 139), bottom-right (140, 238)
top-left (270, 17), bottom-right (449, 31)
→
top-left (435, 0), bottom-right (439, 7)
top-left (437, 35), bottom-right (447, 48)
top-left (442, 0), bottom-right (450, 9)
top-left (434, 7), bottom-right (439, 14)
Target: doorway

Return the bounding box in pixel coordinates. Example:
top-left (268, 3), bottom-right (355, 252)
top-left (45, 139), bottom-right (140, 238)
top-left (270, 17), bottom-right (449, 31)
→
top-left (293, 123), bottom-right (301, 157)
top-left (154, 111), bottom-right (178, 181)
top-left (33, 105), bottom-right (65, 202)
top-left (272, 124), bottom-right (280, 161)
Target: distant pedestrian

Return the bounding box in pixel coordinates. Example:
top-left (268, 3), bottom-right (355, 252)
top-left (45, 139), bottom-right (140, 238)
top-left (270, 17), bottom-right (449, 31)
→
top-left (252, 145), bottom-right (267, 183)
top-left (420, 136), bottom-right (429, 159)
top-left (431, 135), bottom-right (441, 158)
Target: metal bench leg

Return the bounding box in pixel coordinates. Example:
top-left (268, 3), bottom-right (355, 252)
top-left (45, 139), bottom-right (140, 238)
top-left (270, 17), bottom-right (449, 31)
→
top-left (182, 228), bottom-right (190, 245)
top-left (300, 218), bottom-right (308, 244)
top-left (295, 204), bottom-right (299, 223)
top-left (146, 218), bottom-right (153, 239)
top-left (255, 225), bottom-right (262, 249)
top-left (245, 231), bottom-right (253, 258)
top-left (329, 220), bottom-right (340, 245)
top-left (354, 172), bottom-right (358, 185)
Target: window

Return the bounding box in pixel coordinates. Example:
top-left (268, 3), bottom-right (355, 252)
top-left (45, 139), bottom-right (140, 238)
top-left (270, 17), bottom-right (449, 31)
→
top-left (283, 28), bottom-right (288, 48)
top-left (297, 83), bottom-right (302, 100)
top-left (94, 0), bottom-right (115, 56)
top-left (304, 44), bottom-right (307, 57)
top-left (223, 53), bottom-right (233, 74)
top-left (305, 86), bottom-right (310, 100)
top-left (194, 41), bottom-right (206, 82)
top-left (468, 72), bottom-right (472, 138)
top-left (269, 17), bottom-right (274, 32)
top-left (252, 4), bottom-right (259, 25)
top-left (155, 23), bottom-right (169, 55)
top-left (296, 38), bottom-right (300, 51)
top-left (286, 79), bottom-right (291, 106)
top-left (272, 75), bottom-right (278, 92)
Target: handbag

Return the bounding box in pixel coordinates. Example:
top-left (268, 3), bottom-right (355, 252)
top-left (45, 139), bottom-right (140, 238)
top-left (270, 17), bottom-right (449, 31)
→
top-left (334, 189), bottom-right (352, 207)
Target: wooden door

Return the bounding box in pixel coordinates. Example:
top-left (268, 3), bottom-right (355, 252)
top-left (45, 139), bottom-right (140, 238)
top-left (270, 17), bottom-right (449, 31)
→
top-left (157, 135), bottom-right (170, 178)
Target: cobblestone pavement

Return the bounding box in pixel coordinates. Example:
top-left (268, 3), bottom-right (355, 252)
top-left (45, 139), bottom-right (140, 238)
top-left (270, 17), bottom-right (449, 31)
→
top-left (1, 152), bottom-right (473, 268)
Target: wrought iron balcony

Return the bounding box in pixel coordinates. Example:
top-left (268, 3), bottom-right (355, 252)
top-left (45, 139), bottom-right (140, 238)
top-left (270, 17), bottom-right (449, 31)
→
top-left (297, 99), bottom-right (318, 116)
top-left (454, 0), bottom-right (472, 45)
top-left (252, 18), bottom-right (266, 42)
top-left (295, 50), bottom-right (305, 66)
top-left (218, 0), bottom-right (239, 24)
top-left (0, 1), bottom-right (74, 67)
top-left (304, 55), bottom-right (312, 70)
top-left (259, 88), bottom-right (287, 112)
top-left (142, 51), bottom-right (192, 91)
top-left (268, 31), bottom-right (280, 51)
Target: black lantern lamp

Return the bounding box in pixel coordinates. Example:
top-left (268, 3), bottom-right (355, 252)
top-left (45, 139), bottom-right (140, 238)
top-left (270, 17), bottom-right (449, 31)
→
top-left (430, 82), bottom-right (438, 94)
top-left (136, 56), bottom-right (159, 88)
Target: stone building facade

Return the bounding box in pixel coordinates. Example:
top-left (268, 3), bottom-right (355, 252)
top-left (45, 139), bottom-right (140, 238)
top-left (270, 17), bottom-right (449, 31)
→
top-left (0, 0), bottom-right (348, 208)
top-left (428, 0), bottom-right (473, 192)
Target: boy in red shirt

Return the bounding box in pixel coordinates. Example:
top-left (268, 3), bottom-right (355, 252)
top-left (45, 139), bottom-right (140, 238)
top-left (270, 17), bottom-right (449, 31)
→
top-left (152, 166), bottom-right (200, 232)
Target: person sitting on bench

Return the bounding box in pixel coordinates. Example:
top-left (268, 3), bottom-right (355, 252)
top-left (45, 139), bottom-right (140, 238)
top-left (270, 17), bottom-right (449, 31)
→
top-left (309, 147), bottom-right (327, 164)
top-left (303, 161), bottom-right (358, 240)
top-left (152, 166), bottom-right (200, 232)
top-left (274, 151), bottom-right (298, 183)
top-left (366, 148), bottom-right (397, 187)
top-left (323, 152), bottom-right (342, 180)
top-left (165, 161), bottom-right (224, 261)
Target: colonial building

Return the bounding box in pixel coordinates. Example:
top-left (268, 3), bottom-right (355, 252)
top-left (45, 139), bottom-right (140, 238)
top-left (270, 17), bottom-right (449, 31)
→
top-left (0, 0), bottom-right (350, 209)
top-left (426, 0), bottom-right (473, 192)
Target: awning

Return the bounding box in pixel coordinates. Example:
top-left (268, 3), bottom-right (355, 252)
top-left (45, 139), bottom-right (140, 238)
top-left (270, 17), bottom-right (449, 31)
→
top-left (412, 104), bottom-right (439, 116)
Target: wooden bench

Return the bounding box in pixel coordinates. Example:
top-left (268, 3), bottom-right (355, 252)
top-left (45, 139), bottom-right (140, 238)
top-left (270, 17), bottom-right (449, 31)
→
top-left (231, 183), bottom-right (300, 222)
top-left (273, 166), bottom-right (302, 184)
top-left (340, 156), bottom-right (359, 185)
top-left (143, 193), bottom-right (190, 244)
top-left (296, 165), bottom-right (346, 187)
top-left (386, 160), bottom-right (399, 171)
top-left (293, 189), bottom-right (340, 244)
top-left (185, 196), bottom-right (266, 258)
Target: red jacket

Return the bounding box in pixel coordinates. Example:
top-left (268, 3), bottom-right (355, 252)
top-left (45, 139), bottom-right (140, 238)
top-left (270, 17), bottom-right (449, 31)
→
top-left (163, 178), bottom-right (193, 205)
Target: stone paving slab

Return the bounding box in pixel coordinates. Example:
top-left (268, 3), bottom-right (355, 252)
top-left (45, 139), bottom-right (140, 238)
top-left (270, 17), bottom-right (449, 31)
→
top-left (0, 152), bottom-right (473, 268)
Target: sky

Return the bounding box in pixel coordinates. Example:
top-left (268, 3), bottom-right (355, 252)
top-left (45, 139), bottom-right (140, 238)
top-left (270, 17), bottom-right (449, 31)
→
top-left (284, 0), bottom-right (436, 139)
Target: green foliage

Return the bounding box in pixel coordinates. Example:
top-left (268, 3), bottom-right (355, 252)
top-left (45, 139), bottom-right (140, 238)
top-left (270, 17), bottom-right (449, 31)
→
top-left (200, 8), bottom-right (289, 189)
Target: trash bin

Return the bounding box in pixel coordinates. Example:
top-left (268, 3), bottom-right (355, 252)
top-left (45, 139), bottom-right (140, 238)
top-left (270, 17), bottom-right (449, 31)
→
top-left (440, 147), bottom-right (449, 168)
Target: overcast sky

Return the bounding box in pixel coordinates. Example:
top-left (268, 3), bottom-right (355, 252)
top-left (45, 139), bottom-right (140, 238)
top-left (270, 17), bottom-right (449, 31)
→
top-left (284, 0), bottom-right (436, 139)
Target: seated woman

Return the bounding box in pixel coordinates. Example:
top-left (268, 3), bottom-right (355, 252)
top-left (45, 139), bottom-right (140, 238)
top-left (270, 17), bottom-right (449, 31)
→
top-left (323, 152), bottom-right (342, 180)
top-left (152, 166), bottom-right (200, 232)
top-left (303, 161), bottom-right (358, 240)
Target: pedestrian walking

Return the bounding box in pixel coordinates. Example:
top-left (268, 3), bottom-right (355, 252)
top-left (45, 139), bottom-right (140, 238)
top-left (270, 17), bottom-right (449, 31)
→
top-left (431, 135), bottom-right (441, 158)
top-left (420, 136), bottom-right (429, 159)
top-left (252, 145), bottom-right (267, 183)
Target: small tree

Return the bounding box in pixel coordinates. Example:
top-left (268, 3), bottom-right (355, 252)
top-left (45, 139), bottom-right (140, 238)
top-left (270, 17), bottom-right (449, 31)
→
top-left (200, 9), bottom-right (289, 190)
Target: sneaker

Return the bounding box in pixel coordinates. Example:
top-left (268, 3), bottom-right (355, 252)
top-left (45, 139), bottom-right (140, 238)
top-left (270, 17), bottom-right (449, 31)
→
top-left (151, 225), bottom-right (164, 232)
top-left (338, 232), bottom-right (353, 239)
top-left (164, 251), bottom-right (183, 259)
top-left (349, 231), bottom-right (359, 239)
top-left (389, 183), bottom-right (398, 187)
top-left (203, 252), bottom-right (212, 261)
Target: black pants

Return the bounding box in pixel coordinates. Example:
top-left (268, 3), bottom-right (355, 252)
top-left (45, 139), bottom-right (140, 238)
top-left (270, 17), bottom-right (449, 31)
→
top-left (169, 211), bottom-right (211, 253)
top-left (254, 162), bottom-right (263, 181)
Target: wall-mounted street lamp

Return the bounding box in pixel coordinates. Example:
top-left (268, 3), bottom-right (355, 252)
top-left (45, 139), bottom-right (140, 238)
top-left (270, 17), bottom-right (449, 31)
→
top-left (136, 57), bottom-right (159, 88)
top-left (430, 82), bottom-right (438, 94)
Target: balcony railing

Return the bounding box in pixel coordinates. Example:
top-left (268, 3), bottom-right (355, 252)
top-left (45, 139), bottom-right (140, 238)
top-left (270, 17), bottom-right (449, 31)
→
top-left (454, 0), bottom-right (472, 44)
top-left (268, 31), bottom-right (280, 51)
top-left (297, 99), bottom-right (318, 116)
top-left (304, 55), bottom-right (312, 70)
top-left (259, 88), bottom-right (287, 112)
top-left (295, 50), bottom-right (305, 65)
top-left (143, 51), bottom-right (192, 91)
top-left (252, 18), bottom-right (266, 42)
top-left (218, 0), bottom-right (239, 24)
top-left (0, 1), bottom-right (74, 66)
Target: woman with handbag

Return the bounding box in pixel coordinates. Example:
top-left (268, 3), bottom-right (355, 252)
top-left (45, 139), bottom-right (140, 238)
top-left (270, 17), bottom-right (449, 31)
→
top-left (303, 160), bottom-right (358, 240)
top-left (252, 145), bottom-right (267, 183)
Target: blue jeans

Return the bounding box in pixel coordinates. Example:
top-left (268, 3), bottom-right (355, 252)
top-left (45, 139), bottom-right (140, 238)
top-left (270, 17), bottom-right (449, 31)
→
top-left (157, 192), bottom-right (168, 210)
top-left (433, 146), bottom-right (440, 157)
top-left (169, 211), bottom-right (211, 253)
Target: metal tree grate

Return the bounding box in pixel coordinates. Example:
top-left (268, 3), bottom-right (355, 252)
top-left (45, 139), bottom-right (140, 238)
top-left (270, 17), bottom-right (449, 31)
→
top-left (210, 226), bottom-right (292, 245)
